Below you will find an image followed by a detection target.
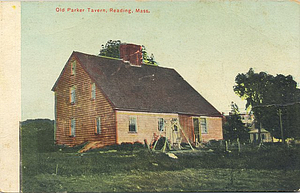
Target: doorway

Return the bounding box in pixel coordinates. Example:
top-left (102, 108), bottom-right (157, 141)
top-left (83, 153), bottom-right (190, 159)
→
top-left (193, 118), bottom-right (201, 144)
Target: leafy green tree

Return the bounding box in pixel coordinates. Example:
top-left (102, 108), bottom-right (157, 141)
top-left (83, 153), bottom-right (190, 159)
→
top-left (99, 40), bottom-right (121, 58)
top-left (223, 102), bottom-right (249, 143)
top-left (283, 102), bottom-right (300, 140)
top-left (234, 68), bottom-right (299, 142)
top-left (99, 40), bottom-right (158, 66)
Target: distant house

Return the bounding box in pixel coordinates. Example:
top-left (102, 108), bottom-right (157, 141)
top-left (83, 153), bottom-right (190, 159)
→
top-left (51, 44), bottom-right (223, 147)
top-left (238, 112), bottom-right (272, 143)
top-left (249, 128), bottom-right (272, 143)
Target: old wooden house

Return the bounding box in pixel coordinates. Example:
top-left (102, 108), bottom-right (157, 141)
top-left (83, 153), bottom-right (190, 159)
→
top-left (52, 44), bottom-right (223, 147)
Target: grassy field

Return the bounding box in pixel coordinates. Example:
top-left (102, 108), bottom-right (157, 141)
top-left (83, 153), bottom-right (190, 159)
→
top-left (21, 119), bottom-right (300, 192)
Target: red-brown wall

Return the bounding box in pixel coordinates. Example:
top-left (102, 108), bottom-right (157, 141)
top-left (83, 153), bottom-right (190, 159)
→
top-left (201, 117), bottom-right (223, 142)
top-left (116, 111), bottom-right (178, 145)
top-left (116, 111), bottom-right (223, 146)
top-left (179, 114), bottom-right (195, 143)
top-left (179, 115), bottom-right (223, 144)
top-left (54, 56), bottom-right (116, 146)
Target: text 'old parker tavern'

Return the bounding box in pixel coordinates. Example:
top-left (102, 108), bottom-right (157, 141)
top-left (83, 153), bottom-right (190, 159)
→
top-left (56, 7), bottom-right (150, 14)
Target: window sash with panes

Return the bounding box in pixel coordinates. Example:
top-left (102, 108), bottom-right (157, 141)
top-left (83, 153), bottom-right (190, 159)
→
top-left (71, 61), bottom-right (76, 75)
top-left (70, 118), bottom-right (76, 137)
top-left (70, 86), bottom-right (76, 104)
top-left (129, 116), bottom-right (137, 132)
top-left (91, 83), bottom-right (96, 100)
top-left (158, 118), bottom-right (164, 131)
top-left (171, 118), bottom-right (178, 132)
top-left (200, 118), bottom-right (207, 134)
top-left (95, 117), bottom-right (101, 134)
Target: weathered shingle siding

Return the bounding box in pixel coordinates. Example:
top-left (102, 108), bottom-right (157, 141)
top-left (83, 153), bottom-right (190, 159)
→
top-left (54, 56), bottom-right (116, 146)
top-left (115, 111), bottom-right (223, 145)
top-left (179, 115), bottom-right (223, 144)
top-left (201, 117), bottom-right (223, 142)
top-left (116, 111), bottom-right (178, 145)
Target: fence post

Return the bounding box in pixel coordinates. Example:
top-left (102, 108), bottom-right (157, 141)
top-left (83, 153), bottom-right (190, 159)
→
top-left (237, 138), bottom-right (241, 153)
top-left (225, 141), bottom-right (228, 152)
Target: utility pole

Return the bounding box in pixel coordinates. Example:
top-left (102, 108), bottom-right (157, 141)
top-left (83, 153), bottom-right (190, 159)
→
top-left (258, 122), bottom-right (263, 147)
top-left (278, 108), bottom-right (284, 144)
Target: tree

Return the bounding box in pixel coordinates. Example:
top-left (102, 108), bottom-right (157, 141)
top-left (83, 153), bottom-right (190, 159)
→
top-left (234, 68), bottom-right (299, 143)
top-left (99, 40), bottom-right (121, 58)
top-left (223, 102), bottom-right (249, 143)
top-left (99, 40), bottom-right (158, 66)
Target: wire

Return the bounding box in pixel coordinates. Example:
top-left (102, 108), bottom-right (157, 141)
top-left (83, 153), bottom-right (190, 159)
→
top-left (252, 101), bottom-right (300, 108)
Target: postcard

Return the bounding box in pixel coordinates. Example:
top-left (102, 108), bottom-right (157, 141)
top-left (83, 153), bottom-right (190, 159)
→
top-left (0, 1), bottom-right (299, 192)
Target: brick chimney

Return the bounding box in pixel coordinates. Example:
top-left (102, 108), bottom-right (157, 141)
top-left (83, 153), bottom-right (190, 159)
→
top-left (119, 44), bottom-right (143, 66)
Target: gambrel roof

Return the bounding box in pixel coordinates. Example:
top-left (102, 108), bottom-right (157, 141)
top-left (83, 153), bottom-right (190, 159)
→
top-left (52, 51), bottom-right (221, 117)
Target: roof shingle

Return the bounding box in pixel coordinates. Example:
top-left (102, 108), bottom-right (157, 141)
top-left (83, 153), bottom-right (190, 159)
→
top-left (54, 51), bottom-right (221, 117)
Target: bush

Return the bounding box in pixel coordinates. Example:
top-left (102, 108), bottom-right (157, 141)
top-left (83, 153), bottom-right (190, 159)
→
top-left (88, 141), bottom-right (146, 152)
top-left (57, 142), bottom-right (89, 153)
top-left (114, 141), bottom-right (145, 151)
top-left (21, 119), bottom-right (56, 153)
top-left (205, 140), bottom-right (226, 152)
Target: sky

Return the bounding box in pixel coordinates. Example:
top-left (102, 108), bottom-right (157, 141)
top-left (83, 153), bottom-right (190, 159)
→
top-left (21, 1), bottom-right (300, 121)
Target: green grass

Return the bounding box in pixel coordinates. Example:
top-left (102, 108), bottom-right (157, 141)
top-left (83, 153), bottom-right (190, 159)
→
top-left (23, 168), bottom-right (300, 192)
top-left (21, 147), bottom-right (300, 192)
top-left (21, 119), bottom-right (300, 192)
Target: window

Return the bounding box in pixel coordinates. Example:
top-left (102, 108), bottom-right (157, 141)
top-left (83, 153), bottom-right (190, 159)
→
top-left (95, 117), bottom-right (101, 134)
top-left (70, 118), bottom-right (76, 137)
top-left (70, 86), bottom-right (76, 104)
top-left (193, 118), bottom-right (200, 135)
top-left (200, 118), bottom-right (207, 134)
top-left (129, 116), bottom-right (137, 132)
top-left (158, 118), bottom-right (164, 131)
top-left (91, 83), bottom-right (96, 100)
top-left (193, 118), bottom-right (200, 143)
top-left (71, 61), bottom-right (76, 75)
top-left (172, 118), bottom-right (178, 132)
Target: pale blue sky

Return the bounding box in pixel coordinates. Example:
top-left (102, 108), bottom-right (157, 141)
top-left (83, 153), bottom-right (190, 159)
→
top-left (21, 1), bottom-right (300, 120)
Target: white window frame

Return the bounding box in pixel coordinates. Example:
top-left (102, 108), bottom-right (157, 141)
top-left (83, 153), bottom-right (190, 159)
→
top-left (70, 118), bottom-right (76, 137)
top-left (200, 118), bottom-right (208, 134)
top-left (129, 116), bottom-right (137, 132)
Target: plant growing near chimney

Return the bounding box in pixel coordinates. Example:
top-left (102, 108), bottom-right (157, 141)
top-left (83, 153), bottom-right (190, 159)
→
top-left (99, 40), bottom-right (121, 58)
top-left (99, 40), bottom-right (158, 66)
top-left (141, 45), bottom-right (158, 66)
